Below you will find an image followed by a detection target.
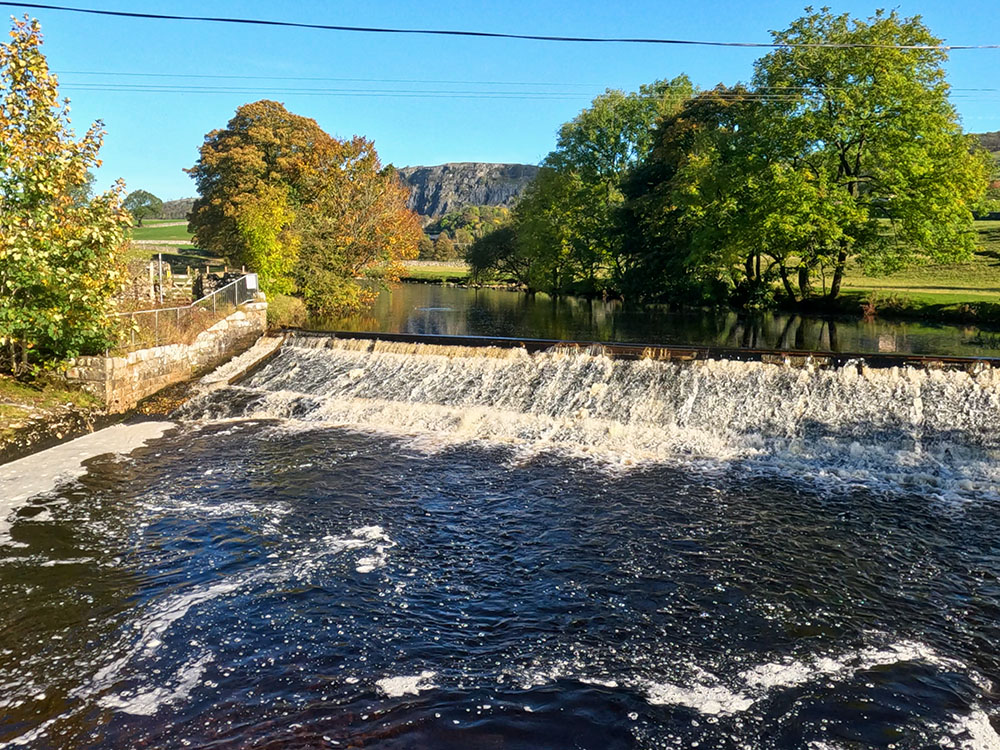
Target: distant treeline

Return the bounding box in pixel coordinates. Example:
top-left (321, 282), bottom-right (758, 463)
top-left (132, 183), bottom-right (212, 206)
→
top-left (158, 198), bottom-right (195, 220)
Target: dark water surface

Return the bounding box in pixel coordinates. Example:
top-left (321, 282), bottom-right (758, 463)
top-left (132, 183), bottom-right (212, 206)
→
top-left (2, 419), bottom-right (999, 748)
top-left (309, 283), bottom-right (1000, 358)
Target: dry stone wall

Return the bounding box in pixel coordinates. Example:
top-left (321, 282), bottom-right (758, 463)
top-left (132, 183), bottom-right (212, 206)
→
top-left (65, 301), bottom-right (267, 413)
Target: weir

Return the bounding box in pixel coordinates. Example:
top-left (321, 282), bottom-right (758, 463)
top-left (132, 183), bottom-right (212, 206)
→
top-left (287, 329), bottom-right (1000, 371)
top-left (185, 331), bottom-right (1000, 501)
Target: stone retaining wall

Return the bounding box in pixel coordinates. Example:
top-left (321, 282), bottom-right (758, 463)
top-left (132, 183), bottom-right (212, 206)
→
top-left (65, 301), bottom-right (267, 413)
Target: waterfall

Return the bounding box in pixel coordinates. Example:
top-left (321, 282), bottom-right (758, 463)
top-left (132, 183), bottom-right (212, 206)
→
top-left (182, 335), bottom-right (1000, 499)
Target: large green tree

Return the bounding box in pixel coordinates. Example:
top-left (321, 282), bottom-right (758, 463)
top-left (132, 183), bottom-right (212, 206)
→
top-left (752, 8), bottom-right (989, 300)
top-left (474, 76), bottom-right (696, 295)
top-left (0, 17), bottom-right (130, 374)
top-left (123, 189), bottom-right (162, 226)
top-left (624, 9), bottom-right (990, 306)
top-left (187, 100), bottom-right (419, 311)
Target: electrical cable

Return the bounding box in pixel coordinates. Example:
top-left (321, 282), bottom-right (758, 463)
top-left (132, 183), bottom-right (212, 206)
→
top-left (3, 2), bottom-right (999, 50)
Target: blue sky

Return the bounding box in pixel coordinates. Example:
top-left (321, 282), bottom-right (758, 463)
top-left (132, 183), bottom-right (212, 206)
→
top-left (6, 0), bottom-right (999, 200)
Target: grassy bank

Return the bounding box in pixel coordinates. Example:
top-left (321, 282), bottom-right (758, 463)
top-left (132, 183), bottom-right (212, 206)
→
top-left (0, 376), bottom-right (99, 443)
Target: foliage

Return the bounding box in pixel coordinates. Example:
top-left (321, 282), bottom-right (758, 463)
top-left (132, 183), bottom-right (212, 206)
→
top-left (466, 226), bottom-right (523, 284)
top-left (123, 189), bottom-right (163, 227)
top-left (417, 234), bottom-right (435, 259)
top-left (620, 9), bottom-right (990, 307)
top-left (266, 292), bottom-right (307, 329)
top-left (472, 77), bottom-right (696, 295)
top-left (0, 17), bottom-right (130, 375)
top-left (432, 234), bottom-right (457, 261)
top-left (425, 205), bottom-right (511, 242)
top-left (187, 100), bottom-right (419, 313)
top-left (234, 183), bottom-right (297, 293)
top-left (978, 131), bottom-right (1000, 153)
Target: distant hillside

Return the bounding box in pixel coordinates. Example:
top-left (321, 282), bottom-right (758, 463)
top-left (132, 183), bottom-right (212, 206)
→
top-left (396, 162), bottom-right (539, 219)
top-left (158, 197), bottom-right (195, 220)
top-left (976, 131), bottom-right (1000, 153)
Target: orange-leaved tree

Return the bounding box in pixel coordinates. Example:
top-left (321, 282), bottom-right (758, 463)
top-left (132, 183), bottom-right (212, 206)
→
top-left (186, 100), bottom-right (419, 312)
top-left (0, 17), bottom-right (130, 374)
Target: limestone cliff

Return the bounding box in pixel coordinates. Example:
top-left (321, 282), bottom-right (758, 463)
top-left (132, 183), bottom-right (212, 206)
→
top-left (396, 162), bottom-right (539, 219)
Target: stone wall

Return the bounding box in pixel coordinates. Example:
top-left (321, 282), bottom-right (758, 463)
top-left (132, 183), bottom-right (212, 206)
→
top-left (65, 301), bottom-right (267, 413)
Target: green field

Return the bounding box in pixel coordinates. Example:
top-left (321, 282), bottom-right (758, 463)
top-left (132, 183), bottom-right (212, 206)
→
top-left (131, 223), bottom-right (193, 242)
top-left (840, 221), bottom-right (1000, 310)
top-left (401, 262), bottom-right (470, 282)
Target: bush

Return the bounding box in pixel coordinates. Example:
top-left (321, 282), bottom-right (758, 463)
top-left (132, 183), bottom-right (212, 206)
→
top-left (267, 294), bottom-right (307, 329)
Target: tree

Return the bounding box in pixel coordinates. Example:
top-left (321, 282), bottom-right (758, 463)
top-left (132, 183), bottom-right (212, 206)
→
top-left (432, 234), bottom-right (456, 261)
top-left (417, 234), bottom-right (435, 259)
top-left (623, 10), bottom-right (990, 307)
top-left (234, 183), bottom-right (297, 294)
top-left (0, 17), bottom-right (130, 374)
top-left (186, 100), bottom-right (419, 309)
top-left (467, 226), bottom-right (523, 285)
top-left (751, 8), bottom-right (990, 300)
top-left (123, 189), bottom-right (162, 226)
top-left (510, 76), bottom-right (697, 295)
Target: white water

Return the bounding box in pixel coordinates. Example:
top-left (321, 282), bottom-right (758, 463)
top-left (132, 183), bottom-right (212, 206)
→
top-left (185, 337), bottom-right (1000, 501)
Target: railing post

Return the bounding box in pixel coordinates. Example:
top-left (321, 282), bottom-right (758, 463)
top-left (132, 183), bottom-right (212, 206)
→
top-left (155, 309), bottom-right (159, 346)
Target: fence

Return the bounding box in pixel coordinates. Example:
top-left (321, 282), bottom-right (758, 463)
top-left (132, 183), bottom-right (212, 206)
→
top-left (110, 274), bottom-right (259, 354)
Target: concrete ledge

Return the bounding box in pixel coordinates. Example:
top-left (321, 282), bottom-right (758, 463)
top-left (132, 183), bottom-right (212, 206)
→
top-left (65, 302), bottom-right (268, 413)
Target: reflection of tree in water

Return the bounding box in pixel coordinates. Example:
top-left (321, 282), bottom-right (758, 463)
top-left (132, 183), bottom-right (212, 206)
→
top-left (306, 284), bottom-right (1000, 357)
top-left (0, 454), bottom-right (144, 746)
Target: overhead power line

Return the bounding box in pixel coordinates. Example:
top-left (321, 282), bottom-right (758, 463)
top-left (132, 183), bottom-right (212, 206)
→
top-left (3, 2), bottom-right (1000, 50)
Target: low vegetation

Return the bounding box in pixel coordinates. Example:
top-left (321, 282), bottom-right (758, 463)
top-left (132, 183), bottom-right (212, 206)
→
top-left (0, 374), bottom-right (99, 441)
top-left (266, 293), bottom-right (307, 329)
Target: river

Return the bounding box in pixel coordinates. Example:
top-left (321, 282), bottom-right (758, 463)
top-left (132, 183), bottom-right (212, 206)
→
top-left (310, 283), bottom-right (1000, 358)
top-left (2, 335), bottom-right (999, 748)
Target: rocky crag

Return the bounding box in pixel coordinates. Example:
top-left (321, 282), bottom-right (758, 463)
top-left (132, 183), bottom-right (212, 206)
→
top-left (396, 162), bottom-right (539, 219)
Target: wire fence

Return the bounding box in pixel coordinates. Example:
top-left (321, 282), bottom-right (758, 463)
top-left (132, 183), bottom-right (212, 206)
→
top-left (109, 274), bottom-right (259, 354)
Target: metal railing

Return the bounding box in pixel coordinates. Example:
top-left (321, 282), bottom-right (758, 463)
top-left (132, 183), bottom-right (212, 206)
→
top-left (110, 273), bottom-right (259, 354)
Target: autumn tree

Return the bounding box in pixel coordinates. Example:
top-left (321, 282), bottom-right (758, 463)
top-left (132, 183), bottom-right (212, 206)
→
top-left (187, 100), bottom-right (419, 310)
top-left (123, 189), bottom-right (162, 226)
top-left (0, 17), bottom-right (130, 374)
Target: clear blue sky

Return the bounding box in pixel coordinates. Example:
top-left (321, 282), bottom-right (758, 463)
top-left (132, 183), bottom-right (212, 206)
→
top-left (5, 0), bottom-right (999, 200)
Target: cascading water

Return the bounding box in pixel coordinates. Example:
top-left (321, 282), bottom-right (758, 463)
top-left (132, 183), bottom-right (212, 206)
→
top-left (186, 335), bottom-right (1000, 501)
top-left (3, 334), bottom-right (1000, 749)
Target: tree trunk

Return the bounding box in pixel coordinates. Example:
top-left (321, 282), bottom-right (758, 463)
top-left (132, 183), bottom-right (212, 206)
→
top-left (779, 264), bottom-right (797, 302)
top-left (828, 243), bottom-right (849, 300)
top-left (798, 265), bottom-right (812, 300)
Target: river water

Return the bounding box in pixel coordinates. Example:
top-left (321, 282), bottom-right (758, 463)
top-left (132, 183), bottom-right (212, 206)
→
top-left (2, 337), bottom-right (1000, 748)
top-left (311, 283), bottom-right (1000, 358)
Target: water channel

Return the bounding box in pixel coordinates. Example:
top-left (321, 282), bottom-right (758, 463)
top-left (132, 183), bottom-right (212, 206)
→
top-left (2, 311), bottom-right (1000, 748)
top-left (311, 283), bottom-right (1000, 358)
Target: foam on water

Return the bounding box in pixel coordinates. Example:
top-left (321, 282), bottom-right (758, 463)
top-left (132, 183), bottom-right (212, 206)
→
top-left (375, 671), bottom-right (438, 698)
top-left (181, 338), bottom-right (1000, 501)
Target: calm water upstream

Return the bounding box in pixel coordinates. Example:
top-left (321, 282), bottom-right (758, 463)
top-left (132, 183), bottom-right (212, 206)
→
top-left (311, 283), bottom-right (1000, 358)
top-left (2, 337), bottom-right (1000, 749)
